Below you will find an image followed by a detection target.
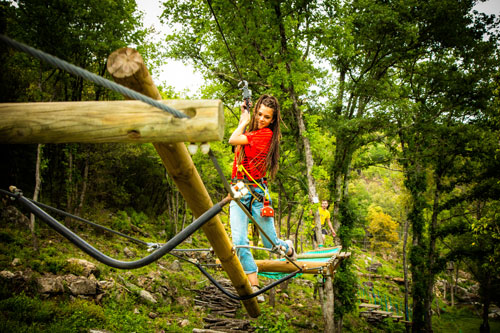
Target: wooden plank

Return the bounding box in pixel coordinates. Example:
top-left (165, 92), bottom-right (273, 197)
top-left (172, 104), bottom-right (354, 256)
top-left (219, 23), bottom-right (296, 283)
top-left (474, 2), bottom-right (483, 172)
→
top-left (0, 99), bottom-right (223, 144)
top-left (359, 303), bottom-right (381, 309)
top-left (254, 260), bottom-right (328, 274)
top-left (107, 47), bottom-right (259, 318)
top-left (371, 310), bottom-right (393, 316)
top-left (296, 252), bottom-right (337, 259)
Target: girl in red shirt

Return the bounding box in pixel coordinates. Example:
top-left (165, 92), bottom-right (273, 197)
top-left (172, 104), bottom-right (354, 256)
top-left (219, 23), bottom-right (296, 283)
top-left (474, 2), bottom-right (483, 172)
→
top-left (228, 94), bottom-right (295, 301)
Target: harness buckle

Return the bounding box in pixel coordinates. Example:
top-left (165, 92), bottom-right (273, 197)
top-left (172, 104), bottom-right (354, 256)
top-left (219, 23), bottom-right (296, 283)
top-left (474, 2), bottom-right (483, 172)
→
top-left (231, 181), bottom-right (248, 199)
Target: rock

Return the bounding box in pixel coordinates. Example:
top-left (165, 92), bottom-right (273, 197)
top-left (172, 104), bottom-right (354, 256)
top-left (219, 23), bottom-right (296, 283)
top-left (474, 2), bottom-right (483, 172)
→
top-left (169, 260), bottom-right (182, 272)
top-left (98, 279), bottom-right (115, 290)
top-left (65, 275), bottom-right (98, 295)
top-left (0, 270), bottom-right (15, 279)
top-left (148, 312), bottom-right (158, 319)
top-left (295, 279), bottom-right (314, 288)
top-left (133, 307), bottom-right (140, 314)
top-left (1, 205), bottom-right (30, 227)
top-left (363, 281), bottom-right (374, 288)
top-left (37, 275), bottom-right (65, 294)
top-left (66, 258), bottom-right (99, 278)
top-left (0, 270), bottom-right (33, 294)
top-left (11, 258), bottom-right (21, 266)
top-left (176, 296), bottom-right (190, 307)
top-left (367, 263), bottom-right (382, 273)
top-left (179, 319), bottom-right (189, 327)
top-left (123, 247), bottom-right (136, 258)
top-left (139, 290), bottom-right (157, 304)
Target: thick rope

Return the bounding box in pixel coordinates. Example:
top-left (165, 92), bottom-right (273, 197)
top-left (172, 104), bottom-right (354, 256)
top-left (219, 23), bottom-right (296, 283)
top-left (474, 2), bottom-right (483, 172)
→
top-left (0, 34), bottom-right (188, 119)
top-left (205, 0), bottom-right (244, 83)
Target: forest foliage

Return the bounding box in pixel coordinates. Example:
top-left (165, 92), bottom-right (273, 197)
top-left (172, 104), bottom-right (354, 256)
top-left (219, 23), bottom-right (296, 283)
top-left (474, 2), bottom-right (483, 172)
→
top-left (1, 0), bottom-right (500, 332)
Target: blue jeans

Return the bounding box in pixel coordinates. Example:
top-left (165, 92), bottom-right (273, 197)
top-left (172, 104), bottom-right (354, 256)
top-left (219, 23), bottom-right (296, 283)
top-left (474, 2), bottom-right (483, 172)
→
top-left (230, 186), bottom-right (289, 274)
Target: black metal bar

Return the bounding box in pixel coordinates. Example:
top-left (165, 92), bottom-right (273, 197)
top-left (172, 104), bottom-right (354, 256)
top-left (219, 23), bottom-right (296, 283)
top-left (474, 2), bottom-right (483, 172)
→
top-left (7, 189), bottom-right (230, 269)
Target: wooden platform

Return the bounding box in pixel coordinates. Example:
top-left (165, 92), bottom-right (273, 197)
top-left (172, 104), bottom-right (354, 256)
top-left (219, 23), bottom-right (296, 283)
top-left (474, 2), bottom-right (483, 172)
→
top-left (359, 303), bottom-right (404, 323)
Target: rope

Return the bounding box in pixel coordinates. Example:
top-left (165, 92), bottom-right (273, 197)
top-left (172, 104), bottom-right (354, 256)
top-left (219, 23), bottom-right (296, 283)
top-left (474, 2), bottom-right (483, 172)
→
top-left (205, 0), bottom-right (244, 83)
top-left (170, 251), bottom-right (300, 301)
top-left (26, 197), bottom-right (153, 248)
top-left (0, 34), bottom-right (188, 119)
top-left (1, 188), bottom-right (230, 269)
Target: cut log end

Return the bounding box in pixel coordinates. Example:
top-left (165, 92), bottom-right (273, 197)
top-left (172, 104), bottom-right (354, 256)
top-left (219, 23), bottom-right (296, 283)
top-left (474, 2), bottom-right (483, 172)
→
top-left (107, 48), bottom-right (144, 78)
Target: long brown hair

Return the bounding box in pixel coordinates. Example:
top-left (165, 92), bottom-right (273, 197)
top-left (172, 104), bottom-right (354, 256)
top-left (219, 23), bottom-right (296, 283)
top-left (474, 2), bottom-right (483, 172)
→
top-left (238, 94), bottom-right (281, 179)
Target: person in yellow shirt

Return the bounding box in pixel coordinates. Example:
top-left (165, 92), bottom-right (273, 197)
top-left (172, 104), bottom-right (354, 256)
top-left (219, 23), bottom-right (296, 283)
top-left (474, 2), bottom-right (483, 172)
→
top-left (318, 200), bottom-right (336, 244)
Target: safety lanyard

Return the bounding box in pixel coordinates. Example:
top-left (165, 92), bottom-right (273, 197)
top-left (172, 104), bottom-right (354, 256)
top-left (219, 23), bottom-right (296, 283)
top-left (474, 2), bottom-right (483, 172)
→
top-left (238, 164), bottom-right (269, 200)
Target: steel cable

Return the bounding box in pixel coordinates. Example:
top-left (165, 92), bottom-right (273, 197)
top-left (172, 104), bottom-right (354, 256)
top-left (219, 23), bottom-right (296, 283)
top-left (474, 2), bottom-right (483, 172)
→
top-left (0, 34), bottom-right (188, 119)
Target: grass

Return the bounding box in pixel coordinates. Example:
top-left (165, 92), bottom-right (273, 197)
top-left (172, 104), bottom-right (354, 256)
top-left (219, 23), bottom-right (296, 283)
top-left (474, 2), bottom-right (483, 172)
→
top-left (1, 209), bottom-right (498, 332)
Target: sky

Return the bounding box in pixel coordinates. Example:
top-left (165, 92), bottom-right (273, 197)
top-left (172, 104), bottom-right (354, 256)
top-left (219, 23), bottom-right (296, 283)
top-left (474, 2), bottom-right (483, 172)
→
top-left (135, 0), bottom-right (204, 95)
top-left (136, 0), bottom-right (500, 96)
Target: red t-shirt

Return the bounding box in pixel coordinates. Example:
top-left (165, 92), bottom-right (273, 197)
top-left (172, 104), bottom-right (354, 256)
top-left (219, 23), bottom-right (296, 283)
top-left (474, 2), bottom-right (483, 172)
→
top-left (231, 128), bottom-right (272, 180)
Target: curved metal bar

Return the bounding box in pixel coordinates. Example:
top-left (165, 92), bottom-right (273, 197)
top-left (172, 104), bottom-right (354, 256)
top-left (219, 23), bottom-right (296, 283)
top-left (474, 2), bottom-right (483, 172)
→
top-left (2, 189), bottom-right (230, 269)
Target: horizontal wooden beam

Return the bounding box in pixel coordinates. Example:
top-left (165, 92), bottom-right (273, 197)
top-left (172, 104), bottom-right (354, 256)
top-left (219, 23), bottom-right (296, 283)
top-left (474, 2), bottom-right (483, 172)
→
top-left (296, 252), bottom-right (337, 259)
top-left (0, 99), bottom-right (224, 144)
top-left (254, 260), bottom-right (328, 274)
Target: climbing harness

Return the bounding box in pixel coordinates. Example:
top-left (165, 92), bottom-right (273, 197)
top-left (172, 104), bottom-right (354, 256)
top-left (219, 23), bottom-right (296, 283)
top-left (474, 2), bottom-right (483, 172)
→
top-left (237, 164), bottom-right (274, 217)
top-left (0, 34), bottom-right (188, 119)
top-left (209, 150), bottom-right (301, 268)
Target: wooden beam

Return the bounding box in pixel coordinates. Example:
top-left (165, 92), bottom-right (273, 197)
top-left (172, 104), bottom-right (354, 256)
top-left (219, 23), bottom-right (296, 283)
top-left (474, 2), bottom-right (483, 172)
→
top-left (0, 99), bottom-right (223, 144)
top-left (254, 260), bottom-right (329, 274)
top-left (107, 47), bottom-right (260, 318)
top-left (297, 252), bottom-right (338, 260)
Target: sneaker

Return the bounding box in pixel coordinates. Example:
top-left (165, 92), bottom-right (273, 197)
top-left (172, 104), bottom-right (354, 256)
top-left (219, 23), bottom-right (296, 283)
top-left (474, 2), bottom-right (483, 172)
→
top-left (285, 240), bottom-right (297, 260)
top-left (252, 285), bottom-right (265, 303)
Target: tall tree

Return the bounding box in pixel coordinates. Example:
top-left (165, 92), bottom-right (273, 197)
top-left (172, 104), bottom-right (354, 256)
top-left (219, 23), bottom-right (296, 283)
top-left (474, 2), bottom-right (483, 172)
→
top-left (392, 1), bottom-right (499, 330)
top-left (160, 0), bottom-right (326, 244)
top-left (1, 0), bottom-right (149, 212)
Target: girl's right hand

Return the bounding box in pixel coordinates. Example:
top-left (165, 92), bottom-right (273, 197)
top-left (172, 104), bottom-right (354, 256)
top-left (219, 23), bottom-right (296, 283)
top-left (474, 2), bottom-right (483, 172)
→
top-left (240, 102), bottom-right (251, 125)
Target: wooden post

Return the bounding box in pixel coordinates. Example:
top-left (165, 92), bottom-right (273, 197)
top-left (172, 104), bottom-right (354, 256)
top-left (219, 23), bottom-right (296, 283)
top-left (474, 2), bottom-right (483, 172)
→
top-left (107, 47), bottom-right (259, 317)
top-left (323, 275), bottom-right (335, 333)
top-left (0, 99), bottom-right (223, 144)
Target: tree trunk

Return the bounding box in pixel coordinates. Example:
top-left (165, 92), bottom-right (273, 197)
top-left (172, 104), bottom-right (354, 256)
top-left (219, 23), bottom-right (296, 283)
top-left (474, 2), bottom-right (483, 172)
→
top-left (181, 200), bottom-right (187, 230)
top-left (273, 2), bottom-right (322, 248)
top-left (174, 190), bottom-right (179, 235)
top-left (451, 265), bottom-right (455, 307)
top-left (331, 169), bottom-right (342, 244)
top-left (75, 150), bottom-right (89, 216)
top-left (424, 176), bottom-right (442, 332)
top-left (323, 276), bottom-right (335, 333)
top-left (403, 217), bottom-right (411, 327)
top-left (480, 277), bottom-right (491, 333)
top-left (294, 208), bottom-right (304, 251)
top-left (277, 185), bottom-right (282, 238)
top-left (29, 143), bottom-right (42, 251)
top-left (286, 202), bottom-right (292, 239)
top-left (66, 148), bottom-right (73, 213)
